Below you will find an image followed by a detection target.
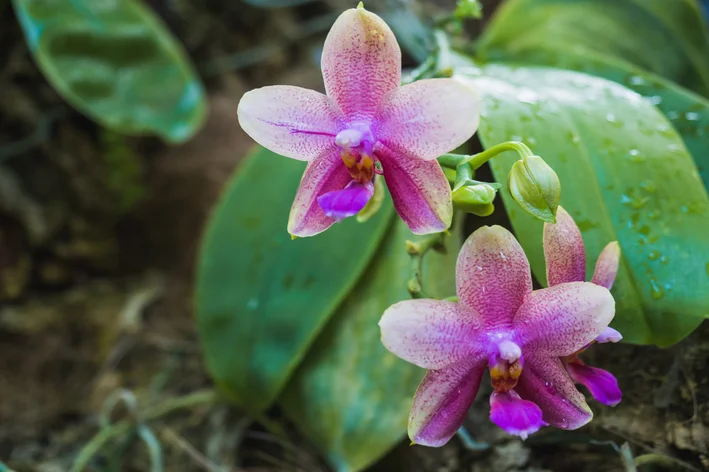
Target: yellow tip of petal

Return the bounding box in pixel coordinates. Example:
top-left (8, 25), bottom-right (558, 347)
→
top-left (290, 234), bottom-right (297, 240)
top-left (357, 1), bottom-right (365, 9)
top-left (409, 440), bottom-right (416, 446)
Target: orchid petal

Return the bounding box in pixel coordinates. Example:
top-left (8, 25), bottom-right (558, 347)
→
top-left (379, 300), bottom-right (484, 369)
top-left (376, 78), bottom-right (480, 161)
top-left (321, 6), bottom-right (401, 120)
top-left (409, 358), bottom-right (486, 447)
top-left (514, 282), bottom-right (614, 357)
top-left (543, 206), bottom-right (586, 286)
top-left (376, 144), bottom-right (452, 234)
top-left (317, 180), bottom-right (374, 221)
top-left (595, 326), bottom-right (623, 344)
top-left (591, 241), bottom-right (621, 290)
top-left (489, 390), bottom-right (547, 439)
top-left (566, 362), bottom-right (622, 407)
top-left (238, 86), bottom-right (344, 161)
top-left (456, 226), bottom-right (532, 326)
top-left (516, 355), bottom-right (592, 429)
top-left (287, 150), bottom-right (352, 237)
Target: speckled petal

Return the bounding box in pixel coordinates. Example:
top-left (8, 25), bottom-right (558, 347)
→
top-left (321, 6), bottom-right (401, 120)
top-left (379, 300), bottom-right (484, 369)
top-left (238, 85), bottom-right (344, 161)
top-left (516, 354), bottom-right (592, 430)
top-left (591, 241), bottom-right (621, 290)
top-left (287, 149), bottom-right (351, 237)
top-left (456, 226), bottom-right (532, 327)
top-left (409, 358), bottom-right (486, 447)
top-left (376, 78), bottom-right (480, 161)
top-left (543, 206), bottom-right (586, 286)
top-left (566, 362), bottom-right (622, 407)
top-left (513, 282), bottom-right (615, 357)
top-left (375, 144), bottom-right (452, 235)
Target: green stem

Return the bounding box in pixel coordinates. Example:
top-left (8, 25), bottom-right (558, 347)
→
top-left (71, 390), bottom-right (218, 472)
top-left (406, 233), bottom-right (446, 299)
top-left (438, 141), bottom-right (535, 170)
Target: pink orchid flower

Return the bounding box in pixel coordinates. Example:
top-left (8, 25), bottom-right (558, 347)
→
top-left (379, 226), bottom-right (615, 446)
top-left (544, 206), bottom-right (622, 406)
top-left (237, 5), bottom-right (480, 237)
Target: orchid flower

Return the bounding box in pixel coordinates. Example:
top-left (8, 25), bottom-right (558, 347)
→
top-left (544, 206), bottom-right (622, 406)
top-left (379, 226), bottom-right (615, 446)
top-left (237, 4), bottom-right (480, 237)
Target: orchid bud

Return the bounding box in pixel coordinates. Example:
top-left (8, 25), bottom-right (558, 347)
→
top-left (452, 183), bottom-right (496, 217)
top-left (507, 156), bottom-right (560, 223)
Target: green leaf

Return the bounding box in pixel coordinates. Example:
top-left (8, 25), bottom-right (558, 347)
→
top-left (12, 0), bottom-right (207, 143)
top-left (470, 45), bottom-right (709, 189)
top-left (280, 219), bottom-right (461, 472)
top-left (457, 59), bottom-right (709, 346)
top-left (195, 147), bottom-right (393, 413)
top-left (478, 0), bottom-right (709, 96)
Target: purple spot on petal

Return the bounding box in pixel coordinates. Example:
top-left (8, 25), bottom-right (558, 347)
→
top-left (317, 180), bottom-right (374, 221)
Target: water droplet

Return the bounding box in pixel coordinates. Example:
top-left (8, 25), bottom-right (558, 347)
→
top-left (640, 180), bottom-right (657, 193)
top-left (685, 111), bottom-right (701, 121)
top-left (660, 255), bottom-right (669, 265)
top-left (648, 210), bottom-right (661, 220)
top-left (511, 135), bottom-right (523, 142)
top-left (626, 149), bottom-right (645, 163)
top-left (247, 298), bottom-right (259, 310)
top-left (525, 136), bottom-right (537, 145)
top-left (629, 75), bottom-right (646, 86)
top-left (606, 113), bottom-right (617, 123)
top-left (667, 111), bottom-right (680, 120)
top-left (647, 251), bottom-right (661, 261)
top-left (649, 279), bottom-right (665, 300)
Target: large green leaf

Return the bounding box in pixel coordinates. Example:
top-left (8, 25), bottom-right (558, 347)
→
top-left (196, 147), bottom-right (393, 413)
top-left (455, 59), bottom-right (709, 346)
top-left (470, 46), bottom-right (709, 189)
top-left (477, 0), bottom-right (709, 97)
top-left (12, 0), bottom-right (207, 143)
top-left (280, 218), bottom-right (461, 472)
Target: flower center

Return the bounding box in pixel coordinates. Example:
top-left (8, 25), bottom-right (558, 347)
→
top-left (489, 340), bottom-right (523, 393)
top-left (335, 124), bottom-right (377, 184)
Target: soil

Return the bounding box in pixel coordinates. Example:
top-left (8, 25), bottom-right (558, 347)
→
top-left (0, 0), bottom-right (707, 471)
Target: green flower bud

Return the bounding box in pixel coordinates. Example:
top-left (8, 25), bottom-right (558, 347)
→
top-left (507, 156), bottom-right (561, 223)
top-left (452, 183), bottom-right (497, 217)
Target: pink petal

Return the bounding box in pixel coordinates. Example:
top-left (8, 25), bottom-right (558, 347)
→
top-left (566, 362), bottom-right (622, 407)
top-left (238, 85), bottom-right (344, 161)
top-left (287, 150), bottom-right (352, 237)
top-left (317, 180), bottom-right (374, 221)
top-left (321, 6), bottom-right (401, 120)
top-left (591, 241), bottom-right (621, 290)
top-left (515, 354), bottom-right (592, 430)
top-left (543, 206), bottom-right (586, 286)
top-left (379, 299), bottom-right (484, 370)
top-left (489, 390), bottom-right (547, 440)
top-left (375, 144), bottom-right (452, 235)
top-left (513, 282), bottom-right (615, 357)
top-left (409, 358), bottom-right (486, 447)
top-left (595, 327), bottom-right (623, 344)
top-left (456, 226), bottom-right (532, 327)
top-left (376, 78), bottom-right (480, 161)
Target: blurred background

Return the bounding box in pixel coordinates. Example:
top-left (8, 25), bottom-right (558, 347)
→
top-left (1, 0), bottom-right (709, 471)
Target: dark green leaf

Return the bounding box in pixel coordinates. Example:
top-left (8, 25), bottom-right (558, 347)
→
top-left (195, 147), bottom-right (393, 413)
top-left (12, 0), bottom-right (207, 143)
top-left (281, 218), bottom-right (461, 472)
top-left (455, 58), bottom-right (709, 346)
top-left (471, 45), bottom-right (709, 189)
top-left (478, 0), bottom-right (709, 96)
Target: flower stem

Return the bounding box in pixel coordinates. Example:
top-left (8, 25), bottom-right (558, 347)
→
top-left (438, 141), bottom-right (535, 171)
top-left (406, 233), bottom-right (446, 299)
